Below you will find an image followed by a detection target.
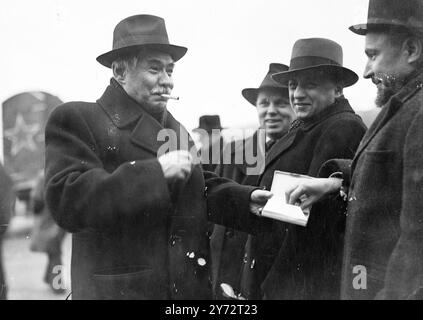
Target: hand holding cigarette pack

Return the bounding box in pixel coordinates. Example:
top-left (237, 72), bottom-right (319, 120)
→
top-left (261, 171), bottom-right (314, 227)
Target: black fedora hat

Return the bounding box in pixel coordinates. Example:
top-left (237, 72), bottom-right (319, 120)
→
top-left (242, 63), bottom-right (289, 106)
top-left (350, 0), bottom-right (423, 36)
top-left (193, 115), bottom-right (223, 133)
top-left (97, 14), bottom-right (187, 68)
top-left (271, 38), bottom-right (359, 88)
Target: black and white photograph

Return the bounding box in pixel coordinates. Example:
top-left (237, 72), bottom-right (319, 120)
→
top-left (1, 0), bottom-right (423, 305)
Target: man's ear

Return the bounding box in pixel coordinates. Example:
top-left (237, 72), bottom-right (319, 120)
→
top-left (112, 63), bottom-right (127, 85)
top-left (404, 37), bottom-right (423, 64)
top-left (334, 85), bottom-right (343, 98)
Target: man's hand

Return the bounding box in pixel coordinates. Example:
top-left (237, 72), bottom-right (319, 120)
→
top-left (250, 189), bottom-right (273, 216)
top-left (285, 178), bottom-right (342, 210)
top-left (158, 150), bottom-right (193, 181)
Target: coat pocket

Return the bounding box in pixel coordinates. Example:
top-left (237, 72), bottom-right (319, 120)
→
top-left (92, 265), bottom-right (162, 300)
top-left (364, 150), bottom-right (395, 163)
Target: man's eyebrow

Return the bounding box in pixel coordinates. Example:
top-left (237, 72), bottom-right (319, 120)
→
top-left (145, 58), bottom-right (175, 67)
top-left (257, 97), bottom-right (269, 103)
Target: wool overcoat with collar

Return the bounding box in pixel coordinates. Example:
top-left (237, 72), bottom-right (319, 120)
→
top-left (322, 71), bottom-right (423, 300)
top-left (227, 98), bottom-right (367, 300)
top-left (44, 80), bottom-right (256, 300)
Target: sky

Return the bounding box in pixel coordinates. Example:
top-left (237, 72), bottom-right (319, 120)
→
top-left (1, 0), bottom-right (374, 133)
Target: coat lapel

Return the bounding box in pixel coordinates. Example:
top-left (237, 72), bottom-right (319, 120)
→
top-left (264, 130), bottom-right (298, 169)
top-left (130, 114), bottom-right (166, 155)
top-left (351, 98), bottom-right (401, 164)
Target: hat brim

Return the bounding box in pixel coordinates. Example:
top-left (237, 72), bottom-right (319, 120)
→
top-left (96, 43), bottom-right (188, 68)
top-left (192, 126), bottom-right (224, 133)
top-left (242, 87), bottom-right (289, 106)
top-left (349, 22), bottom-right (420, 36)
top-left (271, 65), bottom-right (359, 88)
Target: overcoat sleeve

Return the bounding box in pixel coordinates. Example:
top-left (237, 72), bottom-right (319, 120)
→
top-left (380, 110), bottom-right (423, 300)
top-left (45, 104), bottom-right (172, 232)
top-left (204, 170), bottom-right (259, 232)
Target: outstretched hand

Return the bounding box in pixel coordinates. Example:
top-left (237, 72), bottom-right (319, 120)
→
top-left (249, 189), bottom-right (273, 216)
top-left (285, 178), bottom-right (342, 210)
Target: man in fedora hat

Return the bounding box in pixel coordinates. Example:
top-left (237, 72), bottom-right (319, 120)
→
top-left (210, 63), bottom-right (295, 299)
top-left (232, 38), bottom-right (366, 300)
top-left (286, 0), bottom-right (423, 300)
top-left (193, 115), bottom-right (225, 172)
top-left (44, 14), bottom-right (272, 300)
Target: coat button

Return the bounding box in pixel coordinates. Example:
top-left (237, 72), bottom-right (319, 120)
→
top-left (172, 283), bottom-right (178, 295)
top-left (169, 235), bottom-right (181, 246)
top-left (225, 229), bottom-right (234, 238)
top-left (204, 186), bottom-right (208, 197)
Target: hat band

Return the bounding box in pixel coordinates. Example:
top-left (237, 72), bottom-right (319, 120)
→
top-left (289, 56), bottom-right (341, 70)
top-left (114, 34), bottom-right (170, 50)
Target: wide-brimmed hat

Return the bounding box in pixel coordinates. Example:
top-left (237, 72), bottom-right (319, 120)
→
top-left (97, 14), bottom-right (187, 68)
top-left (193, 115), bottom-right (223, 133)
top-left (271, 38), bottom-right (359, 88)
top-left (350, 0), bottom-right (423, 36)
top-left (242, 63), bottom-right (289, 106)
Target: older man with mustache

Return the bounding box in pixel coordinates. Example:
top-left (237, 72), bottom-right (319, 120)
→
top-left (44, 14), bottom-right (271, 300)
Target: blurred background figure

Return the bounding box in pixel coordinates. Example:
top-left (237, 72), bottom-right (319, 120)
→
top-left (193, 115), bottom-right (225, 172)
top-left (1, 91), bottom-right (69, 299)
top-left (2, 92), bottom-right (62, 211)
top-left (0, 164), bottom-right (14, 300)
top-left (29, 173), bottom-right (66, 294)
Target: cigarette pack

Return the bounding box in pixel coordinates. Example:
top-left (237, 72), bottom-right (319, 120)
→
top-left (261, 171), bottom-right (313, 227)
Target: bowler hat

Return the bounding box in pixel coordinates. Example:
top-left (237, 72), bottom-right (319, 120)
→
top-left (97, 14), bottom-right (187, 68)
top-left (193, 115), bottom-right (223, 133)
top-left (271, 38), bottom-right (358, 88)
top-left (350, 0), bottom-right (423, 36)
top-left (242, 63), bottom-right (289, 106)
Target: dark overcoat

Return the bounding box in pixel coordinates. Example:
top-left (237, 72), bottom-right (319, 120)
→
top-left (210, 132), bottom-right (262, 299)
top-left (324, 71), bottom-right (423, 299)
top-left (220, 98), bottom-right (367, 299)
top-left (45, 80), bottom-right (255, 300)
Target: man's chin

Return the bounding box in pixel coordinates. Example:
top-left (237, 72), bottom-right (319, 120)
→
top-left (375, 87), bottom-right (395, 108)
top-left (266, 128), bottom-right (287, 140)
top-left (149, 101), bottom-right (167, 111)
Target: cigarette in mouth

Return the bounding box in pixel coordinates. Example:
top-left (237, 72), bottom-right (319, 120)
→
top-left (161, 94), bottom-right (179, 100)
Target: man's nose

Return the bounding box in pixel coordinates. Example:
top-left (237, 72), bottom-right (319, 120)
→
top-left (267, 103), bottom-right (278, 114)
top-left (293, 85), bottom-right (306, 99)
top-left (159, 71), bottom-right (173, 87)
top-left (363, 61), bottom-right (372, 79)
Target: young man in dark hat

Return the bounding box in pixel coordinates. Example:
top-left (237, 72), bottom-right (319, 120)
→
top-left (286, 0), bottom-right (423, 300)
top-left (44, 14), bottom-right (271, 300)
top-left (234, 38), bottom-right (366, 300)
top-left (210, 63), bottom-right (295, 299)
